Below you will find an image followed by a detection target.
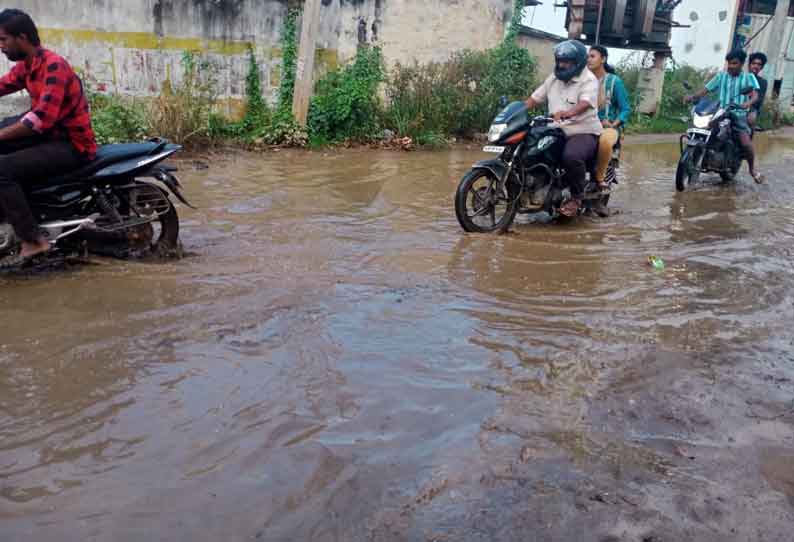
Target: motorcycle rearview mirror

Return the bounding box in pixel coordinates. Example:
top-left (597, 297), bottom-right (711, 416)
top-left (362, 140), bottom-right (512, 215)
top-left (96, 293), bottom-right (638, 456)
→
top-left (499, 95), bottom-right (508, 107)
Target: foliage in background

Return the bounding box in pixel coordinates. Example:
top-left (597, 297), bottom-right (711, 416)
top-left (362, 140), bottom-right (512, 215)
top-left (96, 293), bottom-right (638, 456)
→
top-left (240, 45), bottom-right (271, 133)
top-left (85, 0), bottom-right (538, 148)
top-left (207, 11), bottom-right (306, 147)
top-left (88, 91), bottom-right (148, 145)
top-left (380, 0), bottom-right (535, 144)
top-left (307, 45), bottom-right (385, 145)
top-left (504, 0), bottom-right (527, 44)
top-left (278, 8), bottom-right (300, 113)
top-left (147, 51), bottom-right (220, 145)
top-left (617, 59), bottom-right (716, 134)
top-left (384, 47), bottom-right (535, 143)
top-left (87, 0), bottom-right (794, 150)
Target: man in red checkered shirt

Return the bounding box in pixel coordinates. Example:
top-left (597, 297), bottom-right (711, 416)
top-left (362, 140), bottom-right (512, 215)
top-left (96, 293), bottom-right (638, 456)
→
top-left (0, 9), bottom-right (96, 261)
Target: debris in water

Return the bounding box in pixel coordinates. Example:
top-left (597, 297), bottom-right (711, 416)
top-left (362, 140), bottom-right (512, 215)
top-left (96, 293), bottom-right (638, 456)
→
top-left (647, 255), bottom-right (665, 270)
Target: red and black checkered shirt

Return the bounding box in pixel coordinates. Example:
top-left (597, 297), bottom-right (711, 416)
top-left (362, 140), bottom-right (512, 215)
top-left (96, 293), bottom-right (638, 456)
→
top-left (0, 48), bottom-right (96, 159)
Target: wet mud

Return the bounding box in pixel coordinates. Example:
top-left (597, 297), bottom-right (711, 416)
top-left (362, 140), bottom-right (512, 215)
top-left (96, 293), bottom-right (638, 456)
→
top-left (2, 136), bottom-right (794, 541)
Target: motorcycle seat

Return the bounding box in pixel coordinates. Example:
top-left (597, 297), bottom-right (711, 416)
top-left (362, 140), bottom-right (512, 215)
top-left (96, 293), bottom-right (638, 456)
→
top-left (40, 141), bottom-right (163, 185)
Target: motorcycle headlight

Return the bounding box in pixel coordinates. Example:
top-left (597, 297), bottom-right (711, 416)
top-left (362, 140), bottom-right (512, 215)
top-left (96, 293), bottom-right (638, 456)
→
top-left (488, 123), bottom-right (507, 143)
top-left (536, 135), bottom-right (555, 151)
top-left (693, 115), bottom-right (711, 129)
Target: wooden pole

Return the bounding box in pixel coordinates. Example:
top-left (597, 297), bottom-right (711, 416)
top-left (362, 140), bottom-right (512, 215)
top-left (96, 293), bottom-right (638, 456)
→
top-left (633, 0), bottom-right (655, 38)
top-left (292, 0), bottom-right (322, 126)
top-left (611, 0), bottom-right (628, 34)
top-left (595, 0), bottom-right (605, 45)
top-left (567, 0), bottom-right (586, 40)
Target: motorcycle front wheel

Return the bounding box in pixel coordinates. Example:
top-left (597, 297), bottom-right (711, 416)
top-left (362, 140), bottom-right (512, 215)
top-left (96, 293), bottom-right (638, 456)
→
top-left (454, 169), bottom-right (519, 233)
top-left (676, 147), bottom-right (701, 192)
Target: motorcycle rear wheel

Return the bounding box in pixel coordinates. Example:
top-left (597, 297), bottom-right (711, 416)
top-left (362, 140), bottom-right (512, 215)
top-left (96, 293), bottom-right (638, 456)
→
top-left (455, 169), bottom-right (519, 233)
top-left (86, 197), bottom-right (180, 258)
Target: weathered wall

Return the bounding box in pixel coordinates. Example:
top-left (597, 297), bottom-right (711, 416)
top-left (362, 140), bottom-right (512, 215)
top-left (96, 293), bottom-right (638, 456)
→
top-left (516, 29), bottom-right (562, 79)
top-left (0, 0), bottom-right (515, 115)
top-left (670, 0), bottom-right (740, 69)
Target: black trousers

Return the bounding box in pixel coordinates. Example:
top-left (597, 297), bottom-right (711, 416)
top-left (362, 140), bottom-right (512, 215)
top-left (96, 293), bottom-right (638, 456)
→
top-left (562, 134), bottom-right (599, 199)
top-left (0, 115), bottom-right (86, 242)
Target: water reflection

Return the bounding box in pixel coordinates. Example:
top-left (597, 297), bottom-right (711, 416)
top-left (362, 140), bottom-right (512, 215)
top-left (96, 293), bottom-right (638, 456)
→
top-left (2, 138), bottom-right (794, 540)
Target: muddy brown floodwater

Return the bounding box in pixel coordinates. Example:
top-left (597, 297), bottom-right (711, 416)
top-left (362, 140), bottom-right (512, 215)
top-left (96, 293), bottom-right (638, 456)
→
top-left (3, 136), bottom-right (794, 542)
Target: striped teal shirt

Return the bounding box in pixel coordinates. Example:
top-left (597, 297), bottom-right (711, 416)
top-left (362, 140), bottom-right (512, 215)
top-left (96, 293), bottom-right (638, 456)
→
top-left (705, 71), bottom-right (760, 115)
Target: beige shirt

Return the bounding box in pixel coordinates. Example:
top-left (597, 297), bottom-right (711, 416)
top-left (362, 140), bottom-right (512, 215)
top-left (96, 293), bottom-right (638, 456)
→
top-left (530, 69), bottom-right (603, 137)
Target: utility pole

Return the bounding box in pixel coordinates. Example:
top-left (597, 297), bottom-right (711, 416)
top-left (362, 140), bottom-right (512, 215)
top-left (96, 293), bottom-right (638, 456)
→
top-left (292, 0), bottom-right (322, 126)
top-left (765, 0), bottom-right (793, 112)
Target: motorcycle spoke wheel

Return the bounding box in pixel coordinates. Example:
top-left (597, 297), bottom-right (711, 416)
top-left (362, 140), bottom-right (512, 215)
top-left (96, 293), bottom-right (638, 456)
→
top-left (455, 170), bottom-right (518, 233)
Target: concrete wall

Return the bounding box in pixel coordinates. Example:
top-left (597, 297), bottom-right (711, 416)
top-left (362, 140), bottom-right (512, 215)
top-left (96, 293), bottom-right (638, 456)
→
top-left (0, 0), bottom-right (515, 115)
top-left (516, 31), bottom-right (561, 79)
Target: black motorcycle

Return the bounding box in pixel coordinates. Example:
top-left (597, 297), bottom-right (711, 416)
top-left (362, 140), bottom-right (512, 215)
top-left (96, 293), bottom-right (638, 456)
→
top-left (676, 84), bottom-right (754, 191)
top-left (454, 101), bottom-right (617, 233)
top-left (0, 138), bottom-right (192, 267)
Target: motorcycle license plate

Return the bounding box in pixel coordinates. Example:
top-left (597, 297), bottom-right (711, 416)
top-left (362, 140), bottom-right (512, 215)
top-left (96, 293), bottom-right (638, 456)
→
top-left (483, 146), bottom-right (505, 153)
top-left (688, 128), bottom-right (711, 137)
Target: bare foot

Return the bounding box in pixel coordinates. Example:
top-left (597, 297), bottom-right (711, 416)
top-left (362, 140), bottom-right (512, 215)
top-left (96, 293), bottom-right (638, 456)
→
top-left (751, 170), bottom-right (765, 184)
top-left (19, 238), bottom-right (51, 259)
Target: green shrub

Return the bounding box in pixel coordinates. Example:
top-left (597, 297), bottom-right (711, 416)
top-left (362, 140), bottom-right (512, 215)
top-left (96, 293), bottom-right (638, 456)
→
top-left (278, 8), bottom-right (300, 113)
top-left (381, 0), bottom-right (535, 141)
top-left (616, 59), bottom-right (716, 131)
top-left (659, 63), bottom-right (717, 119)
top-left (208, 11), bottom-right (306, 147)
top-left (241, 45), bottom-right (271, 132)
top-left (256, 110), bottom-right (308, 146)
top-left (383, 43), bottom-right (535, 140)
top-left (308, 45), bottom-right (385, 144)
top-left (90, 93), bottom-right (149, 145)
top-left (147, 51), bottom-right (220, 145)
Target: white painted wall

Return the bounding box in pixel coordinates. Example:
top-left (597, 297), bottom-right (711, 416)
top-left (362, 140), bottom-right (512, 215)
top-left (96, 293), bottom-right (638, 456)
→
top-left (671, 0), bottom-right (739, 68)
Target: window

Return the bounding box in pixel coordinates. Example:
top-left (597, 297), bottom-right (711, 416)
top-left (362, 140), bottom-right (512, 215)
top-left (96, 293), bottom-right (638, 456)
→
top-left (745, 0), bottom-right (794, 17)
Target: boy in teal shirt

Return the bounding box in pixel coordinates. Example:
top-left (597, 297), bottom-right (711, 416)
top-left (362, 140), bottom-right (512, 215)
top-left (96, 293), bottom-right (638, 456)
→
top-left (685, 49), bottom-right (762, 183)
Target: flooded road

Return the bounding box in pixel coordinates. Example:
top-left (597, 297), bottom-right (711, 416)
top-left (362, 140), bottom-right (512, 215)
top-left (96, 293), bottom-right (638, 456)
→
top-left (2, 136), bottom-right (794, 541)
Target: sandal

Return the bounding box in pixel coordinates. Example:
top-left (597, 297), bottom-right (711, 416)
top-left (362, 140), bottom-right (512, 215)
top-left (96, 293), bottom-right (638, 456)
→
top-left (751, 171), bottom-right (765, 184)
top-left (559, 198), bottom-right (581, 217)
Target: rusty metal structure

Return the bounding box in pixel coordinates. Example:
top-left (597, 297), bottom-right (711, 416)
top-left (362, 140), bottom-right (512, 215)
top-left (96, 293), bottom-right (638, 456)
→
top-left (563, 0), bottom-right (680, 52)
top-left (556, 0), bottom-right (682, 115)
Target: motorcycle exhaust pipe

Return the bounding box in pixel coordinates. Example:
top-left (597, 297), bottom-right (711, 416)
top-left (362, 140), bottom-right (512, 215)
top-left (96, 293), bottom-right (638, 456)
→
top-left (39, 218), bottom-right (97, 241)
